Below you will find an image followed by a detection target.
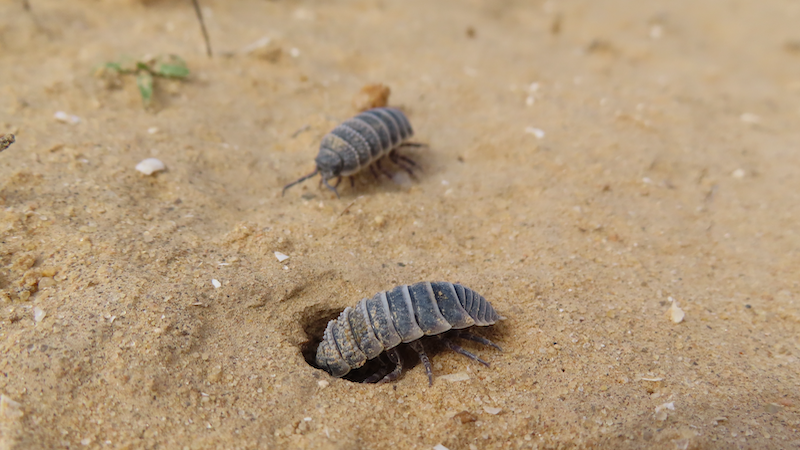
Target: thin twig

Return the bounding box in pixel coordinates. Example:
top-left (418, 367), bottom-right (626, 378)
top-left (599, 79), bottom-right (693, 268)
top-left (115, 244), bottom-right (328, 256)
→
top-left (191, 0), bottom-right (213, 57)
top-left (291, 124), bottom-right (310, 138)
top-left (338, 196), bottom-right (363, 217)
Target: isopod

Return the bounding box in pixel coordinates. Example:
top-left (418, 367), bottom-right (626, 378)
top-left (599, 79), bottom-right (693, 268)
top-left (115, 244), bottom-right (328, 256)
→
top-left (282, 107), bottom-right (421, 198)
top-left (315, 281), bottom-right (503, 385)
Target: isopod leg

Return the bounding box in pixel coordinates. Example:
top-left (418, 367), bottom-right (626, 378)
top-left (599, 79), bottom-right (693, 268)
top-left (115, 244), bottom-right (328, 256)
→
top-left (333, 177), bottom-right (343, 188)
top-left (369, 165), bottom-right (380, 180)
top-left (442, 338), bottom-right (490, 367)
top-left (377, 348), bottom-right (403, 384)
top-left (364, 357), bottom-right (390, 383)
top-left (398, 154), bottom-right (419, 169)
top-left (398, 142), bottom-right (426, 149)
top-left (410, 341), bottom-right (434, 386)
top-left (376, 159), bottom-right (393, 179)
top-left (456, 331), bottom-right (503, 351)
top-left (349, 176), bottom-right (355, 188)
top-left (322, 177), bottom-right (341, 199)
top-left (389, 150), bottom-right (416, 178)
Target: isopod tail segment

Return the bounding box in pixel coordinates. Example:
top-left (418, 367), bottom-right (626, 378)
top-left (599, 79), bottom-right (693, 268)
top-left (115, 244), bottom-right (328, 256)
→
top-left (315, 281), bottom-right (503, 385)
top-left (281, 107), bottom-right (423, 198)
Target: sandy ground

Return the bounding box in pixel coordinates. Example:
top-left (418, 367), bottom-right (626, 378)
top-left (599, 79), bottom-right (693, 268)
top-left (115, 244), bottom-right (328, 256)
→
top-left (1, 0), bottom-right (800, 448)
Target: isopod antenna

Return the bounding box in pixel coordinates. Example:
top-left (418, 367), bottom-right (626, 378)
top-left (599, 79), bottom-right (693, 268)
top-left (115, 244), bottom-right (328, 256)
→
top-left (282, 169), bottom-right (319, 196)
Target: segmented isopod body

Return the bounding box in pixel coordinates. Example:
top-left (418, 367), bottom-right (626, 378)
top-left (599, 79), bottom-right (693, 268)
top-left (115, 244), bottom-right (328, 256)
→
top-left (282, 107), bottom-right (420, 198)
top-left (315, 281), bottom-right (503, 385)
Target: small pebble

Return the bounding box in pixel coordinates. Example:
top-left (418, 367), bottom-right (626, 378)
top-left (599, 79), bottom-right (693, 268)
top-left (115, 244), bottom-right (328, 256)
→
top-left (54, 111), bottom-right (81, 124)
top-left (654, 401), bottom-right (675, 422)
top-left (453, 411), bottom-right (477, 423)
top-left (433, 445), bottom-right (450, 450)
top-left (668, 299), bottom-right (685, 324)
top-left (274, 251), bottom-right (289, 262)
top-left (732, 168), bottom-right (745, 179)
top-left (37, 277), bottom-right (56, 289)
top-left (0, 395), bottom-right (23, 419)
top-left (764, 403), bottom-right (783, 414)
top-left (147, 127), bottom-right (159, 134)
top-left (211, 279), bottom-right (221, 289)
top-left (0, 134), bottom-right (14, 152)
top-left (438, 373), bottom-right (470, 382)
top-left (483, 406), bottom-right (502, 415)
top-left (525, 127), bottom-right (545, 139)
top-left (135, 158), bottom-right (166, 175)
top-left (740, 113), bottom-right (760, 124)
top-left (33, 307), bottom-right (46, 323)
top-left (317, 380), bottom-right (329, 389)
top-left (289, 48), bottom-right (300, 58)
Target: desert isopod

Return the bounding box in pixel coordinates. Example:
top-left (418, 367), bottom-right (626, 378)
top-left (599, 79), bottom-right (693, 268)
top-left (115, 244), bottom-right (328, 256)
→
top-left (282, 107), bottom-right (421, 198)
top-left (315, 281), bottom-right (503, 385)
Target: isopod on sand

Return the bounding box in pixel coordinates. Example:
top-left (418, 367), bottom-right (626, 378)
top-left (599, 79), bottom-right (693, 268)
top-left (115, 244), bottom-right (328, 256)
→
top-left (315, 281), bottom-right (503, 385)
top-left (282, 107), bottom-right (422, 198)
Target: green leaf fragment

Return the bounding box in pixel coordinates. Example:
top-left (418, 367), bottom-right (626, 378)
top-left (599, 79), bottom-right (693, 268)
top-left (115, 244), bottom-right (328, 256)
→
top-left (154, 63), bottom-right (190, 78)
top-left (136, 72), bottom-right (154, 105)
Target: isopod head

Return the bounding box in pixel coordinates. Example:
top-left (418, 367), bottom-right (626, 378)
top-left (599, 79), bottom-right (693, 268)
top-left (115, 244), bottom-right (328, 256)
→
top-left (314, 148), bottom-right (343, 185)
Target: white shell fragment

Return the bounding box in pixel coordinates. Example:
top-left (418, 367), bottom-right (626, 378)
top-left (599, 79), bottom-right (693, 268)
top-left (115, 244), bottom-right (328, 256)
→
top-left (135, 158), bottom-right (166, 175)
top-left (0, 395), bottom-right (23, 419)
top-left (668, 298), bottom-right (685, 324)
top-left (438, 373), bottom-right (471, 382)
top-left (483, 406), bottom-right (502, 415)
top-left (33, 307), bottom-right (46, 323)
top-left (732, 168), bottom-right (746, 179)
top-left (525, 127), bottom-right (545, 139)
top-left (654, 402), bottom-right (675, 421)
top-left (655, 402), bottom-right (675, 413)
top-left (54, 111), bottom-right (81, 124)
top-left (211, 279), bottom-right (221, 289)
top-left (433, 445), bottom-right (450, 450)
top-left (274, 251), bottom-right (289, 262)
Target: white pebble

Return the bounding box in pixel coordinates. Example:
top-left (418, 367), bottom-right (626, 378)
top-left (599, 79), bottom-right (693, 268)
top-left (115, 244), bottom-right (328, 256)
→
top-left (649, 25), bottom-right (663, 39)
top-left (525, 127), bottom-right (545, 139)
top-left (732, 168), bottom-right (746, 179)
top-left (274, 251), bottom-right (289, 262)
top-left (33, 307), bottom-right (46, 323)
top-left (483, 406), bottom-right (502, 415)
top-left (655, 402), bottom-right (675, 413)
top-left (147, 127), bottom-right (159, 134)
top-left (433, 445), bottom-right (450, 450)
top-left (54, 111), bottom-right (81, 124)
top-left (289, 48), bottom-right (300, 58)
top-left (438, 373), bottom-right (470, 382)
top-left (668, 300), bottom-right (685, 324)
top-left (135, 158), bottom-right (166, 175)
top-left (740, 113), bottom-right (760, 124)
top-left (317, 380), bottom-right (329, 388)
top-left (211, 279), bottom-right (221, 289)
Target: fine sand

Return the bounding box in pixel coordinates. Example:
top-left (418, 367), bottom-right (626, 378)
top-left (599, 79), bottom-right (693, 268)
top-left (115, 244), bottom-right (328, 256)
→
top-left (1, 1), bottom-right (799, 448)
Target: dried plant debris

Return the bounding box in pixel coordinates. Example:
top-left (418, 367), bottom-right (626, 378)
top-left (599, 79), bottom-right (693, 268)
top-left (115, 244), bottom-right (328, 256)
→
top-left (352, 84), bottom-right (391, 112)
top-left (98, 55), bottom-right (190, 107)
top-left (0, 134), bottom-right (14, 152)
